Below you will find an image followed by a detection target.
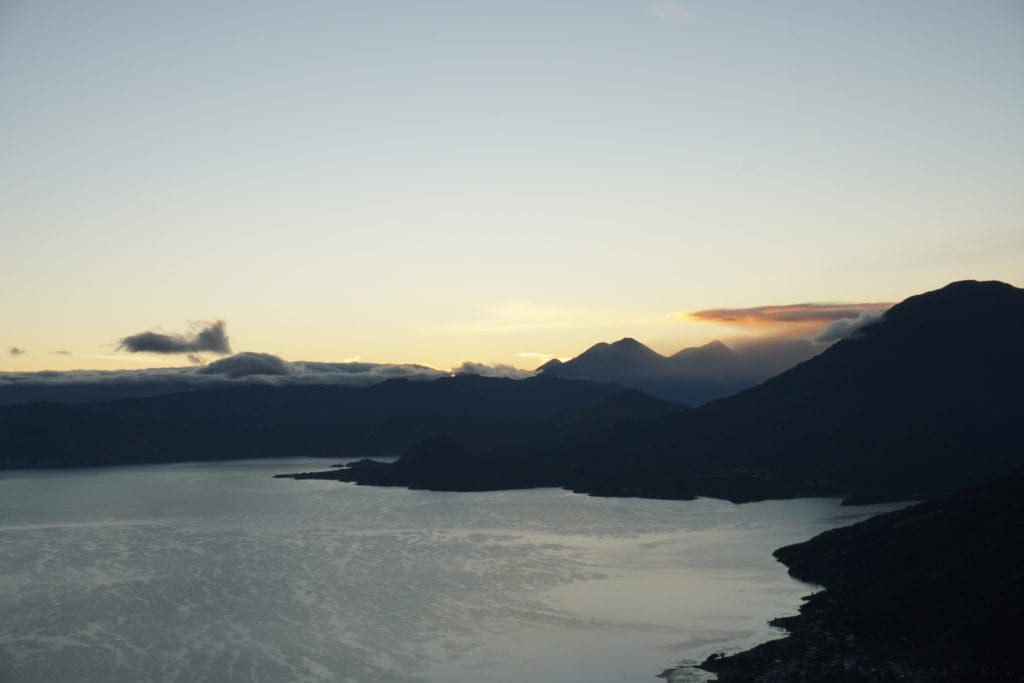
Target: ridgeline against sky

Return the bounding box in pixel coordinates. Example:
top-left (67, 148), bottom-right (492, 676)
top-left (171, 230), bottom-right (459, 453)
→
top-left (1, 1), bottom-right (1021, 371)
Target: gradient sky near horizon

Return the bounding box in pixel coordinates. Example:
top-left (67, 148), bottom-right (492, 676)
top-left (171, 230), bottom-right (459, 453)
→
top-left (2, 0), bottom-right (1022, 372)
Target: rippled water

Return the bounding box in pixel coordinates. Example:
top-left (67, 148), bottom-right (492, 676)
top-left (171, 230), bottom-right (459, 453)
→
top-left (0, 459), bottom-right (901, 682)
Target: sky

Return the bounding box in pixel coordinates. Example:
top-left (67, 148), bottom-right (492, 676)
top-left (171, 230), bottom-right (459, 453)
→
top-left (2, 0), bottom-right (1022, 372)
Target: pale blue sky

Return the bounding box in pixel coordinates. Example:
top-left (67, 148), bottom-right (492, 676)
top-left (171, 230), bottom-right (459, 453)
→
top-left (2, 1), bottom-right (1022, 369)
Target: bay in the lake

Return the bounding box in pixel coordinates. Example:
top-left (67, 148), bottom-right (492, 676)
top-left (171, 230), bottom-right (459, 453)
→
top-left (0, 458), bottom-right (902, 682)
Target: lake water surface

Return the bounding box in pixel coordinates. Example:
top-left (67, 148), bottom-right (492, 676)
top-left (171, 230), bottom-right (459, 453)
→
top-left (0, 458), bottom-right (902, 682)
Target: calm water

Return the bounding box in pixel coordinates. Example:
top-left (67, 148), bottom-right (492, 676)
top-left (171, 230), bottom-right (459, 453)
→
top-left (0, 459), bottom-right (902, 682)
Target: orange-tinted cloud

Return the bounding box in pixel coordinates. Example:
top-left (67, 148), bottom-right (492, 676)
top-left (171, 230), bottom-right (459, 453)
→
top-left (680, 302), bottom-right (893, 327)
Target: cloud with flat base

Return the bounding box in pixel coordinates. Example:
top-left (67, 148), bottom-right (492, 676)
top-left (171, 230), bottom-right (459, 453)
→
top-left (118, 320), bottom-right (231, 356)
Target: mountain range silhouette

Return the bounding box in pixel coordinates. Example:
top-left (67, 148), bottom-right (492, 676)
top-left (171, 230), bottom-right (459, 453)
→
top-left (320, 280), bottom-right (1024, 503)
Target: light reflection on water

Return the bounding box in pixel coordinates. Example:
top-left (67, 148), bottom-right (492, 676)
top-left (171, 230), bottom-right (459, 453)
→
top-left (0, 458), bottom-right (904, 682)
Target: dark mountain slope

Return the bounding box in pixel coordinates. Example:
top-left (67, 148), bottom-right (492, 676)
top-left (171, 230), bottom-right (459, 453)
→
top-left (700, 467), bottom-right (1024, 681)
top-left (94, 373), bottom-right (645, 425)
top-left (325, 280), bottom-right (1024, 503)
top-left (665, 279), bottom-right (1024, 499)
top-left (0, 375), bottom-right (684, 469)
top-left (584, 280), bottom-right (1024, 501)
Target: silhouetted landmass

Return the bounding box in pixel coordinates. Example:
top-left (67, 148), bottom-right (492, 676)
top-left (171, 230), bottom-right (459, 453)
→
top-left (0, 375), bottom-right (684, 469)
top-left (282, 435), bottom-right (495, 490)
top-left (0, 376), bottom-right (215, 406)
top-left (313, 281), bottom-right (1024, 504)
top-left (697, 467), bottom-right (1024, 682)
top-left (540, 336), bottom-right (820, 405)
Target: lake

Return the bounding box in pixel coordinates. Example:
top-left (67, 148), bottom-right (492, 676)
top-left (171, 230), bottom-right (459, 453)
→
top-left (0, 458), bottom-right (902, 682)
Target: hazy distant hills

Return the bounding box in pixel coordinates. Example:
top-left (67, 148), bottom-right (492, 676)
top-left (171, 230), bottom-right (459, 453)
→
top-left (324, 280), bottom-right (1024, 503)
top-left (539, 337), bottom-right (817, 405)
top-left (703, 466), bottom-right (1024, 681)
top-left (0, 375), bottom-right (683, 469)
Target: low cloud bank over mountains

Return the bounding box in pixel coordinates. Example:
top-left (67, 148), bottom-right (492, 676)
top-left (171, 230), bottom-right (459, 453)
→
top-left (0, 355), bottom-right (452, 405)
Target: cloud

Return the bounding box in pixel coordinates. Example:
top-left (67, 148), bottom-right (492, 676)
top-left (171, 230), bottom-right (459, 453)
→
top-left (650, 0), bottom-right (691, 24)
top-left (0, 353), bottom-right (452, 405)
top-left (812, 309), bottom-right (887, 345)
top-left (118, 320), bottom-right (231, 355)
top-left (436, 301), bottom-right (672, 337)
top-left (49, 350), bottom-right (72, 355)
top-left (681, 302), bottom-right (893, 326)
top-left (451, 362), bottom-right (537, 379)
top-left (198, 352), bottom-right (295, 378)
top-left (517, 352), bottom-right (559, 362)
top-left (9, 347), bottom-right (26, 357)
top-left (437, 302), bottom-right (579, 335)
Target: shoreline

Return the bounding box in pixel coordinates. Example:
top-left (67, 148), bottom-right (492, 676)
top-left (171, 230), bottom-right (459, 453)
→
top-left (676, 470), bottom-right (1024, 683)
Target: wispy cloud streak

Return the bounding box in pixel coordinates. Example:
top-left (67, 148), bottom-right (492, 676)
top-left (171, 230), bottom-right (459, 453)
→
top-left (681, 302), bottom-right (893, 326)
top-left (650, 0), bottom-right (691, 25)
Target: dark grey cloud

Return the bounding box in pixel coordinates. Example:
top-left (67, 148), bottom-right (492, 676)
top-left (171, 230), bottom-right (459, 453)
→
top-left (813, 310), bottom-right (887, 345)
top-left (118, 320), bottom-right (231, 355)
top-left (8, 347), bottom-right (26, 357)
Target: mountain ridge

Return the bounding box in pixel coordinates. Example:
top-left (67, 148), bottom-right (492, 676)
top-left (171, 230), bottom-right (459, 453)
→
top-left (539, 336), bottom-right (785, 405)
top-left (0, 375), bottom-right (685, 469)
top-left (318, 280), bottom-right (1024, 504)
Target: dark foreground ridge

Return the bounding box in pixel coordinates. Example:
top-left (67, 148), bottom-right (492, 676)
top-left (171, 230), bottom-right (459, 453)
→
top-left (697, 467), bottom-right (1024, 682)
top-left (0, 375), bottom-right (683, 469)
top-left (294, 280), bottom-right (1024, 504)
